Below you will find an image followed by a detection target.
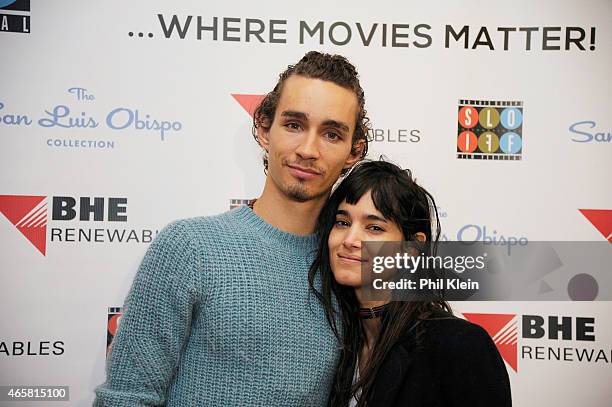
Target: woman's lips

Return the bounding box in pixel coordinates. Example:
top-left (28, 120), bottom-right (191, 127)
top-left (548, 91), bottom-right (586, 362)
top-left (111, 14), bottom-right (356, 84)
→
top-left (337, 253), bottom-right (368, 264)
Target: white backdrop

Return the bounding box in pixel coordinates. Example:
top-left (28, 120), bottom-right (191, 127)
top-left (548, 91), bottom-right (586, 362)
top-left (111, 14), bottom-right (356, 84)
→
top-left (1, 0), bottom-right (611, 405)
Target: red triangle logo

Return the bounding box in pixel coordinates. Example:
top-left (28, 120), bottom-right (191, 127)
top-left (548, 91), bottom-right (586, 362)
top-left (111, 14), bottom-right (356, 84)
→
top-left (463, 313), bottom-right (518, 372)
top-left (579, 209), bottom-right (612, 242)
top-left (231, 94), bottom-right (266, 118)
top-left (0, 195), bottom-right (47, 256)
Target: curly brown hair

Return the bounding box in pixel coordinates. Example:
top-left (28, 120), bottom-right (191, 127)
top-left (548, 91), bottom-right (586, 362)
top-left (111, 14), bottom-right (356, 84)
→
top-left (252, 51), bottom-right (370, 173)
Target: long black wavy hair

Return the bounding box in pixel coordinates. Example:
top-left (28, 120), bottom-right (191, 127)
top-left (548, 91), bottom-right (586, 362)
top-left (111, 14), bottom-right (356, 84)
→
top-left (308, 160), bottom-right (452, 407)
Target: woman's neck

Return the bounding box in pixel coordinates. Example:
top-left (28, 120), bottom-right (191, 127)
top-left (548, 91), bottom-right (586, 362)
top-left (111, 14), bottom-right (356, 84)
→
top-left (361, 317), bottom-right (382, 348)
top-left (355, 288), bottom-right (390, 367)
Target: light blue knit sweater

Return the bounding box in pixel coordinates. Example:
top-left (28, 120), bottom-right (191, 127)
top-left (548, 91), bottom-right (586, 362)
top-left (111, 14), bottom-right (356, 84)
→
top-left (94, 206), bottom-right (339, 406)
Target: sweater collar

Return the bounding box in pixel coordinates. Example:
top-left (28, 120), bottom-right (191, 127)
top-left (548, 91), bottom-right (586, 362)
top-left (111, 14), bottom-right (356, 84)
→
top-left (233, 205), bottom-right (319, 252)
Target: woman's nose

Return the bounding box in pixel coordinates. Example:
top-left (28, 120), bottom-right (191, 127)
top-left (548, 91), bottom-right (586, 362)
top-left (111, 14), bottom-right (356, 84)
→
top-left (342, 227), bottom-right (362, 250)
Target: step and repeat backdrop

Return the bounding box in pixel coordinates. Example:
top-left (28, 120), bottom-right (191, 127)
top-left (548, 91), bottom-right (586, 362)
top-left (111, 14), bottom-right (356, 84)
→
top-left (1, 0), bottom-right (611, 406)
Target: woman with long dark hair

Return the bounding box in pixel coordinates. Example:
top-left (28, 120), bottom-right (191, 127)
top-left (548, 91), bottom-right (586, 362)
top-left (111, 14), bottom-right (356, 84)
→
top-left (309, 160), bottom-right (511, 407)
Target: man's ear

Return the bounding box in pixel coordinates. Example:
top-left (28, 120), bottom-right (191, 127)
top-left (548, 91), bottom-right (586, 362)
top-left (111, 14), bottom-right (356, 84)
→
top-left (343, 139), bottom-right (365, 171)
top-left (257, 125), bottom-right (270, 152)
top-left (256, 117), bottom-right (271, 152)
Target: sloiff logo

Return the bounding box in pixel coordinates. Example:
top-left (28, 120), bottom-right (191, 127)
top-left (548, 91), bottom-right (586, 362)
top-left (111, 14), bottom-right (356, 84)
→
top-left (0, 0), bottom-right (30, 34)
top-left (0, 195), bottom-right (47, 255)
top-left (107, 307), bottom-right (122, 356)
top-left (230, 199), bottom-right (251, 210)
top-left (457, 99), bottom-right (523, 160)
top-left (579, 209), bottom-right (612, 242)
top-left (463, 313), bottom-right (518, 372)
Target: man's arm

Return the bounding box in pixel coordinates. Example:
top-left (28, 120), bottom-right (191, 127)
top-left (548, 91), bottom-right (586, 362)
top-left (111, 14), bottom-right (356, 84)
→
top-left (94, 220), bottom-right (202, 406)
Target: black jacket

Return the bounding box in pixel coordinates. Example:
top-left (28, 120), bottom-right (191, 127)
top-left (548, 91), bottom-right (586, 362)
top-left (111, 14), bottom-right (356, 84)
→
top-left (367, 314), bottom-right (512, 407)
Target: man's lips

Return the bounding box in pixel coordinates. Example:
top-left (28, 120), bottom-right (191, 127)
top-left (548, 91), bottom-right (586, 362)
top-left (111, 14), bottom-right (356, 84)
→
top-left (287, 164), bottom-right (321, 180)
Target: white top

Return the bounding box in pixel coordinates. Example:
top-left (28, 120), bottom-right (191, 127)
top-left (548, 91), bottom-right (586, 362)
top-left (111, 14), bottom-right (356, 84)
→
top-left (348, 361), bottom-right (361, 407)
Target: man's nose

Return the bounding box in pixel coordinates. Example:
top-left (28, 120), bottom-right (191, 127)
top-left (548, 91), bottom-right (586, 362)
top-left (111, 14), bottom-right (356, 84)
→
top-left (295, 130), bottom-right (320, 160)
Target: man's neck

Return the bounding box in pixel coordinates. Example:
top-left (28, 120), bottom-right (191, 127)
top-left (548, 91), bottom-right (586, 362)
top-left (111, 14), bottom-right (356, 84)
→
top-left (253, 179), bottom-right (328, 236)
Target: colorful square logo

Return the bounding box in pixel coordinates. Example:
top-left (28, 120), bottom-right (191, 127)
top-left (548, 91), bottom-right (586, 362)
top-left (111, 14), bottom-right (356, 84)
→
top-left (0, 0), bottom-right (30, 34)
top-left (106, 307), bottom-right (122, 356)
top-left (457, 100), bottom-right (523, 160)
top-left (230, 199), bottom-right (251, 210)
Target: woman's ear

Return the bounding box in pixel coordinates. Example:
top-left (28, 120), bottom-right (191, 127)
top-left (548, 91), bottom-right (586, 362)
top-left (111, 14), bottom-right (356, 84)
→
top-left (414, 232), bottom-right (427, 242)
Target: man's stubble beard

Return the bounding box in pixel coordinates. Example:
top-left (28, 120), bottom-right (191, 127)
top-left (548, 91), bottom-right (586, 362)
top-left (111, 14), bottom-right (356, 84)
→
top-left (283, 178), bottom-right (328, 203)
top-left (275, 157), bottom-right (331, 203)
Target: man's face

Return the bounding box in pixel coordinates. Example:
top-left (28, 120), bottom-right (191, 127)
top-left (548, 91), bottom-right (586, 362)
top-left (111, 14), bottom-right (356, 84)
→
top-left (258, 75), bottom-right (362, 202)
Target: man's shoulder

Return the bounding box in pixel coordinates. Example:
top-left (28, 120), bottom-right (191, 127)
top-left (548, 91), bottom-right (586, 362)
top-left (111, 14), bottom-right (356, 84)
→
top-left (171, 207), bottom-right (245, 229)
top-left (156, 207), bottom-right (250, 247)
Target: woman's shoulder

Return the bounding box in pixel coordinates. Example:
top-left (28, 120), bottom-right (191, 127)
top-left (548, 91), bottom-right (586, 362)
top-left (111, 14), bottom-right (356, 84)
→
top-left (424, 314), bottom-right (493, 349)
top-left (371, 310), bottom-right (512, 407)
top-left (396, 311), bottom-right (498, 357)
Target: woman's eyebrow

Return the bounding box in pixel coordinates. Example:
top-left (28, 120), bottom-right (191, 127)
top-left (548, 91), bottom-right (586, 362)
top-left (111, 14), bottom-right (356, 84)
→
top-left (365, 214), bottom-right (388, 223)
top-left (336, 209), bottom-right (387, 223)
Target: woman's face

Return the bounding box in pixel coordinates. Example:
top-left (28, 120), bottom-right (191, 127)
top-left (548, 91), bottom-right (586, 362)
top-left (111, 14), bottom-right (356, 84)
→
top-left (328, 190), bottom-right (404, 288)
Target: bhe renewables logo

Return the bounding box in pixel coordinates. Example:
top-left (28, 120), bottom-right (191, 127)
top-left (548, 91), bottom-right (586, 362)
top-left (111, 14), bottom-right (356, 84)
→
top-left (464, 312), bottom-right (610, 373)
top-left (457, 100), bottom-right (523, 160)
top-left (232, 94), bottom-right (265, 118)
top-left (0, 194), bottom-right (157, 256)
top-left (579, 209), bottom-right (611, 242)
top-left (0, 195), bottom-right (47, 254)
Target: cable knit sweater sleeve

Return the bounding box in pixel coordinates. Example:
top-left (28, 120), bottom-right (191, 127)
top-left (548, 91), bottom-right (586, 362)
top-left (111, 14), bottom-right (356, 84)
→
top-left (94, 220), bottom-right (202, 406)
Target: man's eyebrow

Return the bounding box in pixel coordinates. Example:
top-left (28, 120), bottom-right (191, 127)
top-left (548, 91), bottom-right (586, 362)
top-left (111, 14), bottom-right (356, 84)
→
top-left (280, 110), bottom-right (308, 120)
top-left (322, 119), bottom-right (350, 133)
top-left (281, 111), bottom-right (350, 133)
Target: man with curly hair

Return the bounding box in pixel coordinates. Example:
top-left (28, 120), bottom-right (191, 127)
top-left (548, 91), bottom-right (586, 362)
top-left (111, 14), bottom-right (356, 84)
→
top-left (94, 51), bottom-right (370, 406)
